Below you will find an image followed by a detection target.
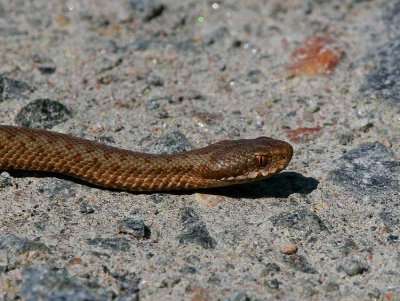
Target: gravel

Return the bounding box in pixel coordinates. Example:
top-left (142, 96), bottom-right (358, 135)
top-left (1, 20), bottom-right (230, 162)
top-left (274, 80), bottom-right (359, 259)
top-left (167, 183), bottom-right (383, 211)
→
top-left (0, 0), bottom-right (399, 300)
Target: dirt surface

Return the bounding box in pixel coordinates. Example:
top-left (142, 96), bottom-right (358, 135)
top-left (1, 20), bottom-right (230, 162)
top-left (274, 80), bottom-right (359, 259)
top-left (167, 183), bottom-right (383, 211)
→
top-left (0, 1), bottom-right (399, 300)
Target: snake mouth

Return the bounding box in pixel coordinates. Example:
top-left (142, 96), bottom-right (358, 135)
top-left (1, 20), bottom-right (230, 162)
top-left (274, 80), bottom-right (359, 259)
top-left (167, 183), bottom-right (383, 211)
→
top-left (217, 153), bottom-right (292, 182)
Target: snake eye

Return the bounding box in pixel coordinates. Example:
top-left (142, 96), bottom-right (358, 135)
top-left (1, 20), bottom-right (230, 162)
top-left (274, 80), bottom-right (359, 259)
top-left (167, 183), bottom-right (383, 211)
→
top-left (254, 155), bottom-right (271, 167)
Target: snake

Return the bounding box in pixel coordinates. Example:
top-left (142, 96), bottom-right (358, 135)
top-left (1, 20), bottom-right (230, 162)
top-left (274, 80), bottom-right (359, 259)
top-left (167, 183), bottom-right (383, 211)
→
top-left (0, 125), bottom-right (293, 191)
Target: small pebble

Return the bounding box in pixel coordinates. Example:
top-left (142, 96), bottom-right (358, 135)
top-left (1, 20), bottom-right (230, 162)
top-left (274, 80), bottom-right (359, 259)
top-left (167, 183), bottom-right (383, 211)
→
top-left (119, 219), bottom-right (150, 239)
top-left (280, 243), bottom-right (298, 255)
top-left (195, 193), bottom-right (225, 208)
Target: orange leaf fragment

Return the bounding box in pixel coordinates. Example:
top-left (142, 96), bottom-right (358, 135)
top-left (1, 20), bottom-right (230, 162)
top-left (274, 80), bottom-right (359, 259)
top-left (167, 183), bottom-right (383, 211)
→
top-left (286, 127), bottom-right (322, 143)
top-left (287, 36), bottom-right (345, 77)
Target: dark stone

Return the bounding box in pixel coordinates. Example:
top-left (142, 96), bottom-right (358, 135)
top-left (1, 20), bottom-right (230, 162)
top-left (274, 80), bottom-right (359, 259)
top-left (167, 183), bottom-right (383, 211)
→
top-left (282, 255), bottom-right (317, 274)
top-left (129, 0), bottom-right (165, 22)
top-left (0, 172), bottom-right (13, 188)
top-left (109, 272), bottom-right (139, 299)
top-left (337, 259), bottom-right (369, 276)
top-left (178, 207), bottom-right (216, 249)
top-left (37, 66), bottom-right (56, 74)
top-left (146, 74), bottom-right (164, 86)
top-left (270, 209), bottom-right (328, 234)
top-left (87, 238), bottom-right (130, 252)
top-left (114, 295), bottom-right (139, 301)
top-left (205, 27), bottom-right (229, 45)
top-left (131, 39), bottom-right (162, 51)
top-left (338, 132), bottom-right (354, 145)
top-left (379, 210), bottom-right (399, 227)
top-left (232, 39), bottom-right (243, 48)
top-left (0, 234), bottom-right (49, 254)
top-left (39, 179), bottom-right (75, 200)
top-left (387, 234), bottom-right (399, 244)
top-left (22, 266), bottom-right (106, 301)
top-left (119, 219), bottom-right (151, 239)
top-left (180, 266), bottom-right (197, 274)
top-left (359, 122), bottom-right (374, 133)
top-left (148, 98), bottom-right (161, 109)
top-left (329, 143), bottom-right (400, 196)
top-left (208, 275), bottom-right (221, 284)
top-left (384, 1), bottom-right (400, 35)
top-left (95, 136), bottom-right (116, 144)
top-left (0, 75), bottom-right (31, 101)
top-left (361, 39), bottom-right (400, 105)
top-left (260, 262), bottom-right (281, 276)
top-left (154, 107), bottom-right (169, 119)
top-left (324, 282), bottom-right (340, 293)
top-left (15, 98), bottom-right (72, 129)
top-left (79, 200), bottom-right (95, 214)
top-left (266, 278), bottom-right (281, 289)
top-left (222, 292), bottom-right (250, 301)
top-left (151, 193), bottom-right (166, 203)
top-left (247, 69), bottom-right (263, 84)
top-left (144, 131), bottom-right (193, 154)
top-left (340, 238), bottom-right (359, 256)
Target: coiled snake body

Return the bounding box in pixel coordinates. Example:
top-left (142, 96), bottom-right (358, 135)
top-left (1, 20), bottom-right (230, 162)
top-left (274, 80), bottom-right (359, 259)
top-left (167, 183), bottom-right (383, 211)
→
top-left (0, 126), bottom-right (293, 191)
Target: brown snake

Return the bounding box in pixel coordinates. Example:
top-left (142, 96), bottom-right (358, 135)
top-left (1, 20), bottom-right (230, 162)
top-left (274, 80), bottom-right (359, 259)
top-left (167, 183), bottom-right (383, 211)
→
top-left (0, 125), bottom-right (293, 191)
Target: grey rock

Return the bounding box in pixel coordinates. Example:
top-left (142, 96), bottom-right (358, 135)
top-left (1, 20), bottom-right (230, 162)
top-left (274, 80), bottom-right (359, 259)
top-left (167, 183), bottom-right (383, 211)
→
top-left (178, 207), bottom-right (217, 249)
top-left (144, 131), bottom-right (193, 154)
top-left (0, 234), bottom-right (49, 254)
top-left (384, 0), bottom-right (400, 35)
top-left (329, 143), bottom-right (400, 196)
top-left (22, 266), bottom-right (107, 301)
top-left (114, 295), bottom-right (139, 301)
top-left (324, 281), bottom-right (340, 293)
top-left (282, 255), bottom-right (318, 274)
top-left (87, 238), bottom-right (131, 252)
top-left (379, 210), bottom-right (399, 228)
top-left (340, 238), bottom-right (359, 256)
top-left (205, 26), bottom-right (229, 45)
top-left (337, 259), bottom-right (369, 276)
top-left (361, 39), bottom-right (400, 105)
top-left (15, 98), bottom-right (72, 129)
top-left (130, 0), bottom-right (165, 22)
top-left (387, 234), bottom-right (399, 244)
top-left (222, 291), bottom-right (250, 301)
top-left (39, 179), bottom-right (76, 200)
top-left (247, 69), bottom-right (263, 84)
top-left (79, 200), bottom-right (95, 214)
top-left (37, 65), bottom-right (56, 75)
top-left (150, 193), bottom-right (166, 203)
top-left (260, 262), bottom-right (281, 276)
top-left (179, 265), bottom-right (197, 274)
top-left (146, 73), bottom-right (164, 86)
top-left (119, 219), bottom-right (150, 239)
top-left (266, 278), bottom-right (281, 289)
top-left (270, 209), bottom-right (328, 234)
top-left (153, 107), bottom-right (169, 119)
top-left (0, 171), bottom-right (13, 188)
top-left (0, 75), bottom-right (31, 101)
top-left (338, 132), bottom-right (354, 145)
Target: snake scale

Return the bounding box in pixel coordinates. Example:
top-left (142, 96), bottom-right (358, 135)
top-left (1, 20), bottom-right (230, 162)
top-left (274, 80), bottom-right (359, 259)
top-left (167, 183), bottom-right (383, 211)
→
top-left (0, 125), bottom-right (293, 191)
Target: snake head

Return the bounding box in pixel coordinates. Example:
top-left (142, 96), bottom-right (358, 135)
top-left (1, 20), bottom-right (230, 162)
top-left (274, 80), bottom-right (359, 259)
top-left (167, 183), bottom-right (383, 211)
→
top-left (198, 137), bottom-right (293, 182)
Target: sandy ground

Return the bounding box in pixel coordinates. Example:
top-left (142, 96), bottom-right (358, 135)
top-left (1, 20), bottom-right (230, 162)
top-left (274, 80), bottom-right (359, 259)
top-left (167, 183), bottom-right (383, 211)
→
top-left (0, 0), bottom-right (399, 300)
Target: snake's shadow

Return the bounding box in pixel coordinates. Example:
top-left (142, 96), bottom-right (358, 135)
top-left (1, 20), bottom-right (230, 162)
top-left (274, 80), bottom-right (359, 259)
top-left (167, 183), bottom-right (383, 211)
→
top-left (6, 171), bottom-right (318, 199)
top-left (196, 172), bottom-right (319, 199)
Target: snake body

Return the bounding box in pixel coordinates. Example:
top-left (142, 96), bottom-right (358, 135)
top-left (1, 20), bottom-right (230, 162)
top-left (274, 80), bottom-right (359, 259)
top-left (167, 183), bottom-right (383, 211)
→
top-left (0, 126), bottom-right (293, 191)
